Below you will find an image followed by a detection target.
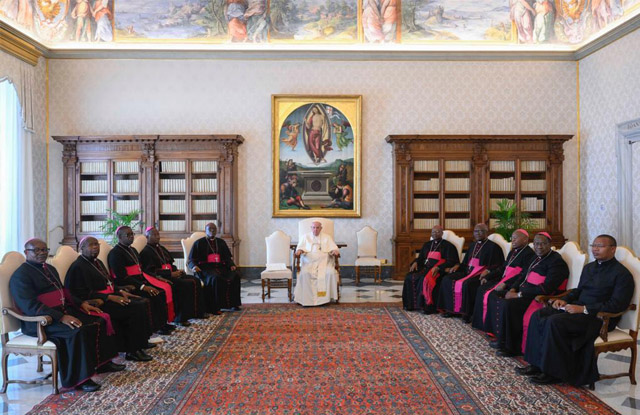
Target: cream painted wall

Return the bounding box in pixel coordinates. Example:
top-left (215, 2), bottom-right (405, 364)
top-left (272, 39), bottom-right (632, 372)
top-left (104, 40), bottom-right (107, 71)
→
top-left (0, 51), bottom-right (47, 246)
top-left (47, 59), bottom-right (577, 265)
top-left (579, 28), bottom-right (640, 256)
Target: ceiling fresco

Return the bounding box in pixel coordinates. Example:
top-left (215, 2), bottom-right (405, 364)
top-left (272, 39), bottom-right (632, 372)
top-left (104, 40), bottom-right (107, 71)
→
top-left (0, 0), bottom-right (639, 49)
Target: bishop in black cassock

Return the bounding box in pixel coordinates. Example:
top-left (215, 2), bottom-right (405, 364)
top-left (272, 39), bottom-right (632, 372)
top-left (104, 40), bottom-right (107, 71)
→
top-left (65, 237), bottom-right (153, 362)
top-left (402, 226), bottom-right (459, 312)
top-left (107, 226), bottom-right (172, 334)
top-left (10, 239), bottom-right (119, 391)
top-left (471, 230), bottom-right (536, 332)
top-left (520, 235), bottom-right (634, 386)
top-left (139, 227), bottom-right (205, 324)
top-left (493, 232), bottom-right (569, 356)
top-left (188, 222), bottom-right (241, 314)
top-left (437, 224), bottom-right (504, 321)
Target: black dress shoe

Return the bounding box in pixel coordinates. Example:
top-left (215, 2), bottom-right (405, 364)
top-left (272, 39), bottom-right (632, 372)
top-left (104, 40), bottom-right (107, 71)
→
top-left (162, 324), bottom-right (177, 331)
top-left (231, 306), bottom-right (242, 311)
top-left (496, 349), bottom-right (516, 357)
top-left (157, 328), bottom-right (173, 335)
top-left (97, 361), bottom-right (126, 374)
top-left (126, 350), bottom-right (153, 362)
top-left (489, 340), bottom-right (501, 349)
top-left (77, 379), bottom-right (101, 392)
top-left (462, 315), bottom-right (471, 324)
top-left (530, 373), bottom-right (559, 385)
top-left (440, 312), bottom-right (455, 318)
top-left (174, 320), bottom-right (191, 327)
top-left (142, 342), bottom-right (157, 349)
top-left (515, 365), bottom-right (541, 376)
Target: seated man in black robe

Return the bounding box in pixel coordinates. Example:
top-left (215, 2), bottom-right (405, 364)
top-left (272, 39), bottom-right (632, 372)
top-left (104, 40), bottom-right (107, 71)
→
top-left (188, 222), bottom-right (241, 314)
top-left (518, 235), bottom-right (634, 386)
top-left (492, 232), bottom-right (569, 357)
top-left (140, 227), bottom-right (206, 325)
top-left (437, 223), bottom-right (505, 322)
top-left (402, 225), bottom-right (459, 313)
top-left (9, 239), bottom-right (122, 392)
top-left (471, 229), bottom-right (536, 332)
top-left (108, 226), bottom-right (173, 335)
top-left (66, 236), bottom-right (153, 362)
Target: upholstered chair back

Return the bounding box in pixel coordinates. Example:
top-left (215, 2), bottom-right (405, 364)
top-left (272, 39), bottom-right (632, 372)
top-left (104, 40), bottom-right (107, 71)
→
top-left (131, 234), bottom-right (147, 254)
top-left (487, 233), bottom-right (511, 259)
top-left (615, 247), bottom-right (640, 331)
top-left (356, 226), bottom-right (378, 258)
top-left (557, 242), bottom-right (588, 290)
top-left (97, 239), bottom-right (112, 272)
top-left (442, 230), bottom-right (464, 262)
top-left (181, 232), bottom-right (206, 275)
top-left (0, 252), bottom-right (26, 335)
top-left (265, 231), bottom-right (291, 267)
top-left (47, 246), bottom-right (79, 284)
top-left (298, 217), bottom-right (335, 241)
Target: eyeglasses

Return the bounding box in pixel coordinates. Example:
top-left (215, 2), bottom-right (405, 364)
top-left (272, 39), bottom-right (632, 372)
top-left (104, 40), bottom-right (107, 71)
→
top-left (25, 248), bottom-right (50, 254)
top-left (589, 244), bottom-right (613, 248)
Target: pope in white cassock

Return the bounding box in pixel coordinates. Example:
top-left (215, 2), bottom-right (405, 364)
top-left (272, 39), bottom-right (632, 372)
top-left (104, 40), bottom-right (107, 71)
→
top-left (294, 221), bottom-right (340, 306)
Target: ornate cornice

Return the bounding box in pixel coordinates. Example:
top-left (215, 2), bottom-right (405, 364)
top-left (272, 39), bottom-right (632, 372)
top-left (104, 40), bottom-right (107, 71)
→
top-left (0, 22), bottom-right (43, 66)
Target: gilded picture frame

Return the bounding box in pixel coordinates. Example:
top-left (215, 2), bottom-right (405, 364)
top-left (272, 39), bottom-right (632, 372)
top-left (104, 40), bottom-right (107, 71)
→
top-left (272, 95), bottom-right (362, 218)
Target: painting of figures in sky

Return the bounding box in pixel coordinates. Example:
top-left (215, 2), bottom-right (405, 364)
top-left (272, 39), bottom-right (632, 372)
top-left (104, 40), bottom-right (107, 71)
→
top-left (114, 0), bottom-right (268, 42)
top-left (269, 0), bottom-right (359, 42)
top-left (361, 0), bottom-right (399, 42)
top-left (272, 95), bottom-right (361, 218)
top-left (401, 0), bottom-right (513, 42)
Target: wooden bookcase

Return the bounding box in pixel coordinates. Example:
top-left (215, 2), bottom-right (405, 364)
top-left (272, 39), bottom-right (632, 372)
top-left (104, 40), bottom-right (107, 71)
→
top-left (53, 135), bottom-right (244, 264)
top-left (386, 135), bottom-right (572, 280)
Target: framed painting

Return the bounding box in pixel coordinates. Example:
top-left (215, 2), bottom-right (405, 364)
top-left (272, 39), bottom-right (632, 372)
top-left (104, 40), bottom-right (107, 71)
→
top-left (272, 95), bottom-right (361, 218)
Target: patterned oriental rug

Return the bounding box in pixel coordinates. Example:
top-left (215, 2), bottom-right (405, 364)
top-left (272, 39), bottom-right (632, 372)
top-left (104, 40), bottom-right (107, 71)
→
top-left (30, 304), bottom-right (617, 415)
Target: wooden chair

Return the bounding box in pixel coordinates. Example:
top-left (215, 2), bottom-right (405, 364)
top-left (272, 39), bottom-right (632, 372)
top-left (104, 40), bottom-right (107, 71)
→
top-left (180, 232), bottom-right (206, 276)
top-left (261, 231), bottom-right (293, 302)
top-left (0, 252), bottom-right (59, 394)
top-left (295, 218), bottom-right (341, 301)
top-left (47, 246), bottom-right (79, 284)
top-left (355, 226), bottom-right (382, 284)
top-left (591, 247), bottom-right (640, 388)
top-left (488, 233), bottom-right (511, 260)
top-left (442, 230), bottom-right (464, 262)
top-left (131, 234), bottom-right (147, 254)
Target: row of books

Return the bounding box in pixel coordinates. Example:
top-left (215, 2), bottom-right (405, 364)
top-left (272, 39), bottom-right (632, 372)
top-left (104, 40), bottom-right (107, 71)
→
top-left (414, 179), bottom-right (439, 192)
top-left (114, 180), bottom-right (140, 193)
top-left (490, 198), bottom-right (513, 210)
top-left (81, 200), bottom-right (108, 215)
top-left (444, 160), bottom-right (470, 172)
top-left (444, 178), bottom-right (470, 191)
top-left (490, 177), bottom-right (516, 192)
top-left (81, 162), bottom-right (107, 174)
top-left (414, 218), bottom-right (439, 230)
top-left (444, 218), bottom-right (471, 229)
top-left (81, 221), bottom-right (106, 232)
top-left (192, 161), bottom-right (218, 173)
top-left (521, 180), bottom-right (547, 191)
top-left (521, 160), bottom-right (546, 172)
top-left (521, 197), bottom-right (545, 212)
top-left (192, 179), bottom-right (218, 193)
top-left (81, 180), bottom-right (108, 194)
top-left (160, 200), bottom-right (186, 214)
top-left (160, 179), bottom-right (186, 193)
top-left (444, 198), bottom-right (470, 212)
top-left (414, 198), bottom-right (439, 212)
top-left (488, 218), bottom-right (548, 229)
top-left (489, 161), bottom-right (515, 172)
top-left (193, 199), bottom-right (218, 214)
top-left (114, 200), bottom-right (140, 214)
top-left (160, 161), bottom-right (187, 173)
top-left (159, 161), bottom-right (219, 174)
top-left (114, 161), bottom-right (139, 174)
top-left (414, 160), bottom-right (439, 172)
top-left (158, 220), bottom-right (217, 232)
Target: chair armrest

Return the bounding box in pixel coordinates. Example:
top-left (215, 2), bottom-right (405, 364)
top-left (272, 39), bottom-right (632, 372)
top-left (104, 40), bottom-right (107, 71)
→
top-left (596, 304), bottom-right (636, 342)
top-left (2, 307), bottom-right (53, 346)
top-left (334, 255), bottom-right (340, 273)
top-left (535, 290), bottom-right (572, 304)
top-left (294, 253), bottom-right (301, 273)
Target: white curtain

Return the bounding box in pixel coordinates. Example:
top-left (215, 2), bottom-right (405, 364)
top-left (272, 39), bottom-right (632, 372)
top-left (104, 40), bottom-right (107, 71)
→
top-left (0, 80), bottom-right (34, 255)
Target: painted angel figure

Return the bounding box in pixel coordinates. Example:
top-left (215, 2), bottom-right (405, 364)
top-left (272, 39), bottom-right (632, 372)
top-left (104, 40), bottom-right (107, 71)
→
top-left (281, 121), bottom-right (300, 150)
top-left (333, 121), bottom-right (352, 150)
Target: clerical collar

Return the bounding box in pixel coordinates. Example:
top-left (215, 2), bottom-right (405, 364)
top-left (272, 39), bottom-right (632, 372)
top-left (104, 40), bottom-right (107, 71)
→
top-left (597, 257), bottom-right (615, 265)
top-left (26, 260), bottom-right (45, 267)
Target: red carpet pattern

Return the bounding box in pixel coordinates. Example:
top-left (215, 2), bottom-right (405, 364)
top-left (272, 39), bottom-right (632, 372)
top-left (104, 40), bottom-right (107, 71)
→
top-left (29, 304), bottom-right (617, 415)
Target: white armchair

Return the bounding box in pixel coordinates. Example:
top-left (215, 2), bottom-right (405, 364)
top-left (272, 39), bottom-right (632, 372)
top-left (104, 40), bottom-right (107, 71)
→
top-left (47, 246), bottom-right (79, 284)
top-left (355, 226), bottom-right (382, 284)
top-left (556, 241), bottom-right (588, 290)
top-left (0, 252), bottom-right (59, 394)
top-left (131, 234), bottom-right (147, 254)
top-left (487, 233), bottom-right (511, 260)
top-left (261, 231), bottom-right (293, 302)
top-left (97, 239), bottom-right (112, 272)
top-left (181, 232), bottom-right (206, 275)
top-left (442, 230), bottom-right (464, 262)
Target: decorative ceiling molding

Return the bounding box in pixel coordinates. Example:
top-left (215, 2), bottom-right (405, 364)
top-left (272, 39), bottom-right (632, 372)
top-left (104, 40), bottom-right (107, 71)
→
top-left (0, 22), bottom-right (44, 66)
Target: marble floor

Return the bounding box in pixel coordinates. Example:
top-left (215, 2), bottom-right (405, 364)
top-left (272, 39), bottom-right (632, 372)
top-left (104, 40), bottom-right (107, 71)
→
top-left (1, 277), bottom-right (638, 414)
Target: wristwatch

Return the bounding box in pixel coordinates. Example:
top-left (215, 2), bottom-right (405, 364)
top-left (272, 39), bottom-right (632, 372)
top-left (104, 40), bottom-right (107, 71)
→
top-left (517, 291), bottom-right (522, 298)
top-left (140, 284), bottom-right (146, 290)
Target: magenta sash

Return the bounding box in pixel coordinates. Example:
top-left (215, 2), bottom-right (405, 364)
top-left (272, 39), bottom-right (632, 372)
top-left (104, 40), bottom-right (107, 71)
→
top-left (422, 251), bottom-right (446, 305)
top-left (454, 258), bottom-right (485, 313)
top-left (207, 253), bottom-right (221, 263)
top-left (37, 289), bottom-right (115, 336)
top-left (97, 285), bottom-right (114, 295)
top-left (125, 264), bottom-right (143, 276)
top-left (520, 272), bottom-right (569, 353)
top-left (142, 272), bottom-right (175, 323)
top-left (161, 264), bottom-right (172, 271)
top-left (482, 266), bottom-right (522, 323)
